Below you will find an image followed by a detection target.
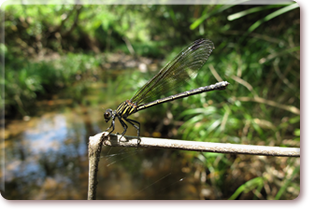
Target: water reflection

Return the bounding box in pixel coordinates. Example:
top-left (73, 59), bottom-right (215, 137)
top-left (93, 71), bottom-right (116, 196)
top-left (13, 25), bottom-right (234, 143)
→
top-left (3, 102), bottom-right (203, 200)
top-left (4, 109), bottom-right (93, 199)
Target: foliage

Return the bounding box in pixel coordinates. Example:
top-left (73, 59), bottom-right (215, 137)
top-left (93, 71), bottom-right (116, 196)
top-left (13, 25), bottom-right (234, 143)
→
top-left (176, 3), bottom-right (299, 199)
top-left (3, 3), bottom-right (300, 200)
top-left (3, 53), bottom-right (102, 116)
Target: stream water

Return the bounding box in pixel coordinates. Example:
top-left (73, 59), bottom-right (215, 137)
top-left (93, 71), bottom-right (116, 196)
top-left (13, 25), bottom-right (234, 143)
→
top-left (3, 73), bottom-right (205, 200)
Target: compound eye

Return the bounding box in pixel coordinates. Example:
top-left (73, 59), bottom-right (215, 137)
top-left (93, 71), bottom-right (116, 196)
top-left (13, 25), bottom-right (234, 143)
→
top-left (104, 109), bottom-right (112, 121)
top-left (104, 112), bottom-right (110, 119)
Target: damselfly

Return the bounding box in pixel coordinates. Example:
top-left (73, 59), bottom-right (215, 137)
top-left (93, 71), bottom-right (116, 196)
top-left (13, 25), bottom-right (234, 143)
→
top-left (104, 38), bottom-right (229, 138)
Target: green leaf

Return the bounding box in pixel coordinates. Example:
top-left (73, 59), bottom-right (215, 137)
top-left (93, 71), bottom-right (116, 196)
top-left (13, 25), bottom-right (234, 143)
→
top-left (248, 3), bottom-right (299, 32)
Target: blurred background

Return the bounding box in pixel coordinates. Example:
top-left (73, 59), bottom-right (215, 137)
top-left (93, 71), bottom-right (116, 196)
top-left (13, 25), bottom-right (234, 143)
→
top-left (1, 2), bottom-right (300, 200)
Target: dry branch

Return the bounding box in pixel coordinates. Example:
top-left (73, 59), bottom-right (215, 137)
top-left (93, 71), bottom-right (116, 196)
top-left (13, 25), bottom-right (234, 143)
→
top-left (87, 132), bottom-right (300, 199)
top-left (90, 132), bottom-right (300, 157)
top-left (87, 132), bottom-right (105, 200)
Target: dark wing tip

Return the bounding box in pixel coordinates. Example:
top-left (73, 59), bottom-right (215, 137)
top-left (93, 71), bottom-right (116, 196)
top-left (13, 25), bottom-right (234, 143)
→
top-left (190, 38), bottom-right (214, 51)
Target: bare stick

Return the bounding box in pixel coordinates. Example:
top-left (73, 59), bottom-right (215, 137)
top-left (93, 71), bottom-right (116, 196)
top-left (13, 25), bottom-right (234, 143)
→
top-left (87, 132), bottom-right (299, 199)
top-left (88, 132), bottom-right (108, 200)
top-left (90, 132), bottom-right (300, 157)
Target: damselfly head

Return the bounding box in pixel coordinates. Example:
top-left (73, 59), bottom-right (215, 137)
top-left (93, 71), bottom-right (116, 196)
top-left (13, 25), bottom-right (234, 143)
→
top-left (104, 109), bottom-right (113, 122)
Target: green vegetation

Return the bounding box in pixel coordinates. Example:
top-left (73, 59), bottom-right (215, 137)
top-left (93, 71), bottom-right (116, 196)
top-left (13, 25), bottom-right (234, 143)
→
top-left (3, 3), bottom-right (299, 199)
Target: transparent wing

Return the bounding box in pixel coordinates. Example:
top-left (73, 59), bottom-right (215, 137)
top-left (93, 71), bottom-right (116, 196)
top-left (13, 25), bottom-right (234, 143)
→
top-left (130, 38), bottom-right (214, 106)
